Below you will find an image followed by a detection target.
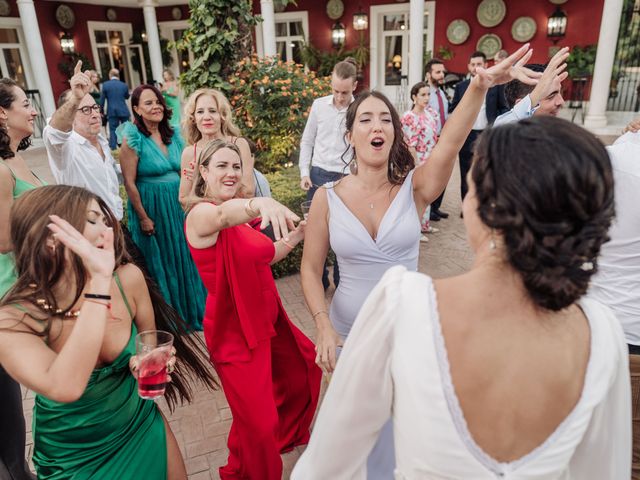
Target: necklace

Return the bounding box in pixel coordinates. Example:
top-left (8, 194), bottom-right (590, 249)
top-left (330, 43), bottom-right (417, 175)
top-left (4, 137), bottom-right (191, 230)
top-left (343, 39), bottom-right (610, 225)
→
top-left (36, 298), bottom-right (80, 318)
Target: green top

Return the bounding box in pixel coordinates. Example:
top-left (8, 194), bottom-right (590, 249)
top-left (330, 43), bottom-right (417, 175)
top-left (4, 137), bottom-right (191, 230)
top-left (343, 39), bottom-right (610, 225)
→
top-left (0, 161), bottom-right (44, 298)
top-left (32, 272), bottom-right (167, 479)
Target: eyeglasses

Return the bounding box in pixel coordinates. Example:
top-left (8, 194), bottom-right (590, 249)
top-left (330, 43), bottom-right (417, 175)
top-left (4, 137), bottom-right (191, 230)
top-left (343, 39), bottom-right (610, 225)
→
top-left (77, 105), bottom-right (101, 115)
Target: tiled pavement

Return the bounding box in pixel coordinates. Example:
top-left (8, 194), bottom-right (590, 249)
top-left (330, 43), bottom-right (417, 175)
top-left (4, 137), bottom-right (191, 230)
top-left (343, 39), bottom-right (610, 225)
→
top-left (21, 146), bottom-right (473, 479)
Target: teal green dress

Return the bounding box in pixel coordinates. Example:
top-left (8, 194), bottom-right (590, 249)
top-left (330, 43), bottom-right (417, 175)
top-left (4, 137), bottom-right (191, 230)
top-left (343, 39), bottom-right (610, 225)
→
top-left (0, 161), bottom-right (43, 298)
top-left (32, 277), bottom-right (167, 479)
top-left (162, 88), bottom-right (181, 129)
top-left (117, 122), bottom-right (205, 329)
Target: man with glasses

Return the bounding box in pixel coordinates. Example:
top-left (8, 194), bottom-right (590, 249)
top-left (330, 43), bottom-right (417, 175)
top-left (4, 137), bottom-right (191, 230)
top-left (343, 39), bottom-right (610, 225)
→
top-left (43, 62), bottom-right (145, 267)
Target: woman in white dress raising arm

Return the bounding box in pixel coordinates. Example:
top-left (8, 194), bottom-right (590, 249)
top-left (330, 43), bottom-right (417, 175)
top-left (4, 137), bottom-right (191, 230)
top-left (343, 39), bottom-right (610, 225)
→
top-left (293, 115), bottom-right (630, 479)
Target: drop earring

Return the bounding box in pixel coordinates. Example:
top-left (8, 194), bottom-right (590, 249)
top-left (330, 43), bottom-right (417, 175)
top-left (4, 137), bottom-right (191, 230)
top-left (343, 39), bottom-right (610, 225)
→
top-left (349, 158), bottom-right (358, 175)
top-left (489, 229), bottom-right (497, 251)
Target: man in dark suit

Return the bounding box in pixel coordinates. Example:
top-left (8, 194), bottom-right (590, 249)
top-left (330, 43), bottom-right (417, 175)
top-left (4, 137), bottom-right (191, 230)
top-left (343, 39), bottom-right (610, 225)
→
top-left (99, 68), bottom-right (130, 150)
top-left (450, 51), bottom-right (508, 202)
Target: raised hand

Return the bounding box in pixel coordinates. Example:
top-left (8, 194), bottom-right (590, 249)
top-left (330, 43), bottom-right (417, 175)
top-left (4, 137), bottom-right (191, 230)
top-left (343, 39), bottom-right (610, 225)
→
top-left (47, 214), bottom-right (115, 280)
top-left (474, 44), bottom-right (542, 90)
top-left (69, 60), bottom-right (94, 101)
top-left (252, 197), bottom-right (300, 241)
top-left (530, 47), bottom-right (570, 106)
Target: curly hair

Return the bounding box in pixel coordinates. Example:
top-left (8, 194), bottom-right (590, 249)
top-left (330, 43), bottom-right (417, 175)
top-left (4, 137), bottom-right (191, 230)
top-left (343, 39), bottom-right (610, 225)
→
top-left (181, 88), bottom-right (241, 146)
top-left (471, 116), bottom-right (615, 311)
top-left (344, 90), bottom-right (414, 185)
top-left (130, 84), bottom-right (174, 145)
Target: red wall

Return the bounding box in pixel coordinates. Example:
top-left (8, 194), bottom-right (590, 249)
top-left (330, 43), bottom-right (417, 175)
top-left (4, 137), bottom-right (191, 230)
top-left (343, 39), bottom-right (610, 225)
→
top-left (252, 0), bottom-right (605, 87)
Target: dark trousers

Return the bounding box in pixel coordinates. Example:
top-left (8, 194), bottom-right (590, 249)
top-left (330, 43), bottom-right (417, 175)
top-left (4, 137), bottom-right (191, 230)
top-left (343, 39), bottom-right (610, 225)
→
top-left (431, 189), bottom-right (446, 211)
top-left (629, 346), bottom-right (640, 479)
top-left (307, 166), bottom-right (344, 289)
top-left (459, 129), bottom-right (483, 201)
top-left (0, 367), bottom-right (35, 480)
top-left (108, 115), bottom-right (130, 150)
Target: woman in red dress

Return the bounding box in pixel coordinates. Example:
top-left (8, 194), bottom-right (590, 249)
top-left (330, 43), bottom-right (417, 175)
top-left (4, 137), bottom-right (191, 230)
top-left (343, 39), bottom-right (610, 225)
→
top-left (184, 139), bottom-right (321, 479)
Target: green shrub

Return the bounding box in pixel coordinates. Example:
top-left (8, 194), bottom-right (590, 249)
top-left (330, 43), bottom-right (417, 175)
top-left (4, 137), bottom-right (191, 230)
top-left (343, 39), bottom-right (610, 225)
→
top-left (266, 167), bottom-right (306, 278)
top-left (228, 56), bottom-right (332, 172)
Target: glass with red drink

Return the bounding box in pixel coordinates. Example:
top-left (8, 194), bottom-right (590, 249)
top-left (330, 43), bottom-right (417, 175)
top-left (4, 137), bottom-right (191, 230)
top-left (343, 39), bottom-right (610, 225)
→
top-left (135, 330), bottom-right (174, 400)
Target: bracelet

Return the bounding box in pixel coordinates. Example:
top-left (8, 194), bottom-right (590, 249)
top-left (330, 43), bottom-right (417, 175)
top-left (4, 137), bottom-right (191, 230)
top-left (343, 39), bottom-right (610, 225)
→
top-left (84, 299), bottom-right (111, 309)
top-left (312, 310), bottom-right (328, 319)
top-left (84, 293), bottom-right (112, 301)
top-left (281, 238), bottom-right (295, 249)
top-left (244, 198), bottom-right (257, 216)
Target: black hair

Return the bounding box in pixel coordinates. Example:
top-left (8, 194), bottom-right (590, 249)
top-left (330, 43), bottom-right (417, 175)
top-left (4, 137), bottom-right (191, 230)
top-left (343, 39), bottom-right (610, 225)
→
top-left (471, 116), bottom-right (615, 311)
top-left (409, 81), bottom-right (429, 109)
top-left (470, 51), bottom-right (487, 62)
top-left (344, 90), bottom-right (414, 185)
top-left (0, 78), bottom-right (32, 157)
top-left (425, 58), bottom-right (445, 75)
top-left (130, 84), bottom-right (175, 145)
top-left (504, 64), bottom-right (546, 108)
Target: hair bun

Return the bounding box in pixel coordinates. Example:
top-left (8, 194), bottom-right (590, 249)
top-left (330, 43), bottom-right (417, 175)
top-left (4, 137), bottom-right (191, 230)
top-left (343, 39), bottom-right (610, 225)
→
top-left (343, 56), bottom-right (357, 67)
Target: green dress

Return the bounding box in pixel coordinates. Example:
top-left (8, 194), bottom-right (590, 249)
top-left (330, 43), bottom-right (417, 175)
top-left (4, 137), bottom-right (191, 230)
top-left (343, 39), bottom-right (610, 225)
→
top-left (0, 162), bottom-right (43, 298)
top-left (32, 277), bottom-right (167, 479)
top-left (117, 122), bottom-right (205, 330)
top-left (162, 87), bottom-right (181, 129)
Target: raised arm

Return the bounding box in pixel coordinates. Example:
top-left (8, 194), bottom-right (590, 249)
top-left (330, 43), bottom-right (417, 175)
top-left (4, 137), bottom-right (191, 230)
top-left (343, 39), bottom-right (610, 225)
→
top-left (412, 45), bottom-right (539, 208)
top-left (0, 216), bottom-right (115, 403)
top-left (49, 61), bottom-right (92, 133)
top-left (300, 188), bottom-right (342, 374)
top-left (178, 146), bottom-right (194, 209)
top-left (0, 165), bottom-right (14, 253)
top-left (236, 137), bottom-right (255, 198)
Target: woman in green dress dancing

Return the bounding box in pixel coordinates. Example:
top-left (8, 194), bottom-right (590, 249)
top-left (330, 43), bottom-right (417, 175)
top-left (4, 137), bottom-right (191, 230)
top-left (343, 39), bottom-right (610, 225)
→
top-left (160, 69), bottom-right (181, 129)
top-left (118, 85), bottom-right (206, 330)
top-left (0, 185), bottom-right (217, 479)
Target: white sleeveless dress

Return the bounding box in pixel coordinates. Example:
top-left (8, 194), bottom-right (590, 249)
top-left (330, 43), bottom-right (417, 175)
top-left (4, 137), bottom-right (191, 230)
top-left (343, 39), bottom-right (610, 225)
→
top-left (326, 170), bottom-right (421, 479)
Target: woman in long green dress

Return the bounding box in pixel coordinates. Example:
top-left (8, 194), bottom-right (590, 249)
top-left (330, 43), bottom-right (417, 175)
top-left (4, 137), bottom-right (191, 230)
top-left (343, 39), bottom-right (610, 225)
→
top-left (0, 185), bottom-right (217, 479)
top-left (118, 85), bottom-right (206, 330)
top-left (0, 78), bottom-right (43, 480)
top-left (160, 69), bottom-right (181, 129)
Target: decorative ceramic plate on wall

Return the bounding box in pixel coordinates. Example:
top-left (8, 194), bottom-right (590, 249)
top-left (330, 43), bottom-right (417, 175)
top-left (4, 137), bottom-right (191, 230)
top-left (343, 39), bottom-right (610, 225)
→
top-left (446, 19), bottom-right (471, 45)
top-left (56, 4), bottom-right (76, 30)
top-left (477, 33), bottom-right (502, 58)
top-left (477, 0), bottom-right (506, 28)
top-left (549, 0), bottom-right (568, 4)
top-left (0, 0), bottom-right (10, 16)
top-left (326, 0), bottom-right (344, 21)
top-left (511, 16), bottom-right (537, 42)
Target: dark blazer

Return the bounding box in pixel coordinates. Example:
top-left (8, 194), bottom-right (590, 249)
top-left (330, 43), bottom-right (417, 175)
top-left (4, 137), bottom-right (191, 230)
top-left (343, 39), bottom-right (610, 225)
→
top-left (99, 78), bottom-right (130, 118)
top-left (449, 79), bottom-right (508, 126)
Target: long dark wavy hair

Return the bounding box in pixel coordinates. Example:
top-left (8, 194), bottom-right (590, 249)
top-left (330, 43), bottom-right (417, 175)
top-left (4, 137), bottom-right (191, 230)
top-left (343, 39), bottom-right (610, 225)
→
top-left (0, 78), bottom-right (32, 158)
top-left (1, 185), bottom-right (218, 409)
top-left (131, 84), bottom-right (175, 145)
top-left (344, 90), bottom-right (414, 185)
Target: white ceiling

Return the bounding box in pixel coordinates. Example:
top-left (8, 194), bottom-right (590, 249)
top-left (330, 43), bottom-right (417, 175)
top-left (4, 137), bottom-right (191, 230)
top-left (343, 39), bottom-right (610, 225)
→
top-left (44, 0), bottom-right (187, 7)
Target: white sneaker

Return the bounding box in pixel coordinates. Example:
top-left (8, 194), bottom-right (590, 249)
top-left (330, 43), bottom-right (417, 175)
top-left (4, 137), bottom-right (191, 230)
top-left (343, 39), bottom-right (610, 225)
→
top-left (420, 235), bottom-right (429, 243)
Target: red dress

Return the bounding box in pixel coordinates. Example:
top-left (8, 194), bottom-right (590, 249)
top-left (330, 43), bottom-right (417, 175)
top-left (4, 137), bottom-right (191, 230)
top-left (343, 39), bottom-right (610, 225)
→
top-left (188, 219), bottom-right (321, 479)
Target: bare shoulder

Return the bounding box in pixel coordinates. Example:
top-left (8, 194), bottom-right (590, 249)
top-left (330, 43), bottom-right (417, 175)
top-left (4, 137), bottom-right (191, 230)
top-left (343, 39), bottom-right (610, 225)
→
top-left (187, 201), bottom-right (217, 222)
top-left (115, 263), bottom-right (145, 288)
top-left (0, 305), bottom-right (38, 334)
top-left (180, 145), bottom-right (192, 165)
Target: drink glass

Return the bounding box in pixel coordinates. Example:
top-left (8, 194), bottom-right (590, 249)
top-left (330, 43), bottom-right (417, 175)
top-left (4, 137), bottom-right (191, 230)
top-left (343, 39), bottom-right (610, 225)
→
top-left (135, 330), bottom-right (174, 400)
top-left (301, 200), bottom-right (313, 220)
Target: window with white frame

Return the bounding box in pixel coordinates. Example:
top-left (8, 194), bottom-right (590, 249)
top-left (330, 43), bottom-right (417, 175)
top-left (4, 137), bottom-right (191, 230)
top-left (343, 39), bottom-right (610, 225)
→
top-left (256, 12), bottom-right (309, 64)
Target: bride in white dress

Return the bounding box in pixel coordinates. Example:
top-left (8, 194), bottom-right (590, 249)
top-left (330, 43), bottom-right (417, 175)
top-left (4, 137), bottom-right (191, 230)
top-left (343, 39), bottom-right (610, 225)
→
top-left (300, 45), bottom-right (543, 478)
top-left (293, 116), bottom-right (631, 479)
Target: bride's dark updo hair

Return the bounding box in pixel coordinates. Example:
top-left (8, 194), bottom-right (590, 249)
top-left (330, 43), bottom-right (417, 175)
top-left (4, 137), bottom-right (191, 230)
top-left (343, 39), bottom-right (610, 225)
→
top-left (472, 116), bottom-right (614, 311)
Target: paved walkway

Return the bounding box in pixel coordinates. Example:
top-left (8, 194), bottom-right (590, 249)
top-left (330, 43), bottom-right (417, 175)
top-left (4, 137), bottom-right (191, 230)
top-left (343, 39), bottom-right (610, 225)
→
top-left (20, 147), bottom-right (474, 479)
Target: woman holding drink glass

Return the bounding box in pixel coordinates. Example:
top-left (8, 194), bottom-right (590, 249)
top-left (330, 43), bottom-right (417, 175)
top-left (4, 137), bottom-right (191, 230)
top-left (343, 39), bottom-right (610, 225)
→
top-left (0, 185), bottom-right (216, 480)
top-left (184, 139), bottom-right (321, 480)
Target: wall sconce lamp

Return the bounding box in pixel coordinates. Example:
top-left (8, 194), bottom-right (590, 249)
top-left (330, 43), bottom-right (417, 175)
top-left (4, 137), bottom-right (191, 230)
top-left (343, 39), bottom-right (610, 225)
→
top-left (331, 22), bottom-right (346, 49)
top-left (60, 33), bottom-right (75, 55)
top-left (353, 11), bottom-right (368, 31)
top-left (547, 7), bottom-right (567, 42)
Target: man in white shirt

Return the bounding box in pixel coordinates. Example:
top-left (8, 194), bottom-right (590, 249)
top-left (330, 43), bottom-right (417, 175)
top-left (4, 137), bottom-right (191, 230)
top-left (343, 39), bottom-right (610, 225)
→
top-left (299, 58), bottom-right (357, 289)
top-left (588, 127), bottom-right (640, 477)
top-left (43, 61), bottom-right (144, 267)
top-left (424, 58), bottom-right (449, 220)
top-left (494, 48), bottom-right (569, 127)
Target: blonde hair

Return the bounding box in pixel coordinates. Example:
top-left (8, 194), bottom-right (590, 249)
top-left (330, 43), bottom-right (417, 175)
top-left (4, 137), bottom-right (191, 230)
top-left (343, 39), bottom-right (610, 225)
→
top-left (182, 89), bottom-right (241, 145)
top-left (185, 139), bottom-right (242, 211)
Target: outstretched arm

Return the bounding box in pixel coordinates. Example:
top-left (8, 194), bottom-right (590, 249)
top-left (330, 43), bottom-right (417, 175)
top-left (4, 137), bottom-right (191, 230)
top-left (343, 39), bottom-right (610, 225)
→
top-left (412, 45), bottom-right (540, 209)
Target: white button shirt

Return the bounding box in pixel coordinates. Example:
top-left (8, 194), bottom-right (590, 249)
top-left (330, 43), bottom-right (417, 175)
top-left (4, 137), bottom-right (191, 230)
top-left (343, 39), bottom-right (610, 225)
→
top-left (43, 125), bottom-right (124, 220)
top-left (589, 132), bottom-right (640, 344)
top-left (298, 95), bottom-right (352, 178)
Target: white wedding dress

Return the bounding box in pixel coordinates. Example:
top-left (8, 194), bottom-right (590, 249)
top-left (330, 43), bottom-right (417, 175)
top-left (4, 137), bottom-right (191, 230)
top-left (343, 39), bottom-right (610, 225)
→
top-left (292, 266), bottom-right (631, 479)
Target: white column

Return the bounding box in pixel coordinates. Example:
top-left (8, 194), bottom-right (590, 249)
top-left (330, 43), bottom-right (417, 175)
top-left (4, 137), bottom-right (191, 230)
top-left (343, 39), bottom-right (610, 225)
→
top-left (260, 0), bottom-right (277, 57)
top-left (141, 0), bottom-right (164, 85)
top-left (584, 0), bottom-right (624, 128)
top-left (16, 0), bottom-right (55, 118)
top-left (408, 0), bottom-right (424, 87)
